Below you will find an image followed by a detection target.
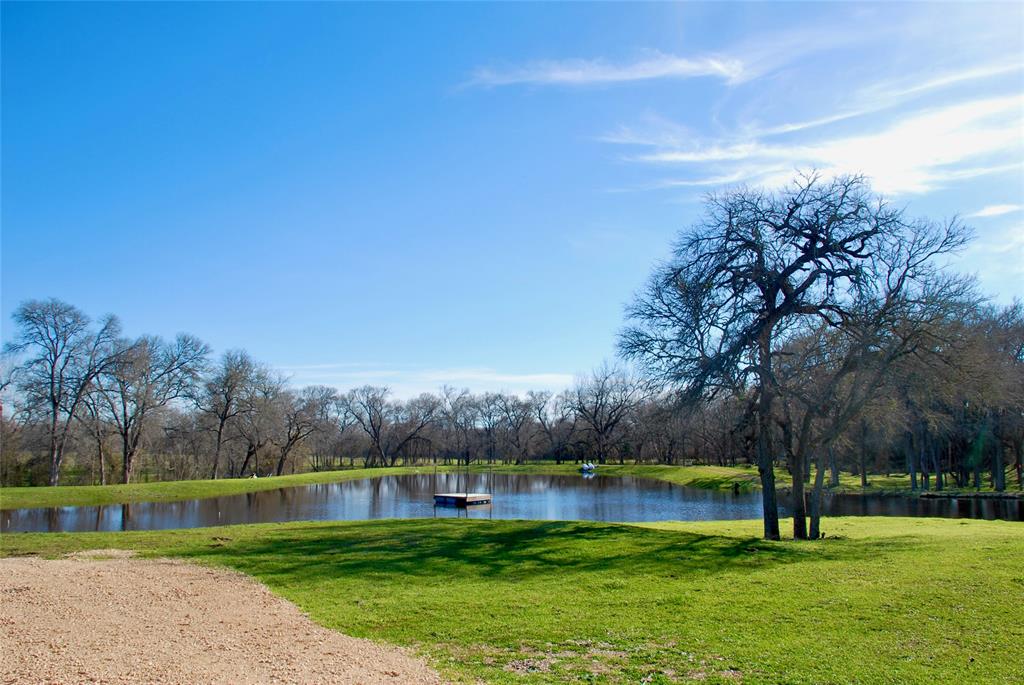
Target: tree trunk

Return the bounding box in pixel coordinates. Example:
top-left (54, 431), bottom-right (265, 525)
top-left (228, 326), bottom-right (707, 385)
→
top-left (907, 439), bottom-right (918, 491)
top-left (993, 441), bottom-right (1005, 492)
top-left (1015, 441), bottom-right (1023, 490)
top-left (859, 420), bottom-right (869, 488)
top-left (122, 445), bottom-right (135, 484)
top-left (96, 437), bottom-right (107, 486)
top-left (239, 443), bottom-right (257, 477)
top-left (756, 335), bottom-right (780, 541)
top-left (809, 452), bottom-right (827, 539)
top-left (276, 443), bottom-right (297, 477)
top-left (210, 423), bottom-right (225, 480)
top-left (48, 409), bottom-right (62, 486)
top-left (792, 450), bottom-right (807, 540)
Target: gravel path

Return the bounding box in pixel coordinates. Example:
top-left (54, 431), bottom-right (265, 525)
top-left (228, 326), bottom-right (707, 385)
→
top-left (0, 553), bottom-right (442, 685)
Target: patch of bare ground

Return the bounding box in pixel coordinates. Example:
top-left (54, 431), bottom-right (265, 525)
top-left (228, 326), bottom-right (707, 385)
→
top-left (0, 555), bottom-right (441, 685)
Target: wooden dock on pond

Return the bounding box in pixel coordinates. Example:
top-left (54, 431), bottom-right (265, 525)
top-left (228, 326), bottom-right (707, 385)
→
top-left (433, 492), bottom-right (492, 507)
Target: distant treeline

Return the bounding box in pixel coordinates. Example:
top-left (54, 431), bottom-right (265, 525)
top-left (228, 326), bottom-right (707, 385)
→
top-left (1, 295), bottom-right (1020, 494)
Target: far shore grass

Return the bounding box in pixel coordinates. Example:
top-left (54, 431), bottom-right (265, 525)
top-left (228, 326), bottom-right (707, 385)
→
top-left (0, 463), bottom-right (763, 510)
top-left (1, 462), bottom-right (1018, 510)
top-left (3, 516), bottom-right (1021, 684)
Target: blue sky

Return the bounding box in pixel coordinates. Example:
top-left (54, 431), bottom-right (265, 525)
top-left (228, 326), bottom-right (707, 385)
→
top-left (2, 2), bottom-right (1022, 397)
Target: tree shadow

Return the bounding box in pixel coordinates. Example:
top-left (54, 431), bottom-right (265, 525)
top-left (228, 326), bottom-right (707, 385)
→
top-left (169, 519), bottom-right (898, 586)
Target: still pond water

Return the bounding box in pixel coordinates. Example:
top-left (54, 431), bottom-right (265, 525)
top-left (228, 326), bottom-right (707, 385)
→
top-left (2, 473), bottom-right (1021, 533)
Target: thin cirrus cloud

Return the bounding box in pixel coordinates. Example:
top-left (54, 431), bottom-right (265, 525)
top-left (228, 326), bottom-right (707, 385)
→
top-left (465, 52), bottom-right (745, 88)
top-left (749, 59), bottom-right (1024, 138)
top-left (612, 93), bottom-right (1024, 195)
top-left (968, 204), bottom-right (1022, 218)
top-left (463, 21), bottom-right (893, 90)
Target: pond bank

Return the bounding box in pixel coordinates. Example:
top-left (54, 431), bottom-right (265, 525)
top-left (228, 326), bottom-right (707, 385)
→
top-left (3, 462), bottom-right (1018, 511)
top-left (0, 463), bottom-right (760, 510)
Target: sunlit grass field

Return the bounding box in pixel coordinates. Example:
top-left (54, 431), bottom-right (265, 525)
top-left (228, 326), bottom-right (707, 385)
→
top-left (4, 516), bottom-right (1021, 684)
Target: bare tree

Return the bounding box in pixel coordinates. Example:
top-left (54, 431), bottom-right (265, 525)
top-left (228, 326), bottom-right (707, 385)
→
top-left (440, 386), bottom-right (476, 465)
top-left (570, 364), bottom-right (647, 464)
top-left (234, 367), bottom-right (286, 477)
top-left (272, 385), bottom-right (338, 476)
top-left (4, 299), bottom-right (122, 485)
top-left (341, 386), bottom-right (439, 467)
top-left (495, 393), bottom-right (543, 464)
top-left (98, 334), bottom-right (210, 483)
top-left (621, 173), bottom-right (970, 539)
top-left (531, 390), bottom-right (577, 463)
top-left (199, 350), bottom-right (256, 479)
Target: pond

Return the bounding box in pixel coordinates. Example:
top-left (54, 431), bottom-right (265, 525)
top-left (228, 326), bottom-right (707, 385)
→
top-left (2, 473), bottom-right (1021, 533)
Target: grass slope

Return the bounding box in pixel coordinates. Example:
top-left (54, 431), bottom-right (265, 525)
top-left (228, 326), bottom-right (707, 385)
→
top-left (3, 516), bottom-right (1021, 684)
top-left (0, 464), bottom-right (761, 510)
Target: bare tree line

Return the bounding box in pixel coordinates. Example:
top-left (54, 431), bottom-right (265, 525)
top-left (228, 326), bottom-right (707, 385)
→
top-left (1, 323), bottom-right (656, 485)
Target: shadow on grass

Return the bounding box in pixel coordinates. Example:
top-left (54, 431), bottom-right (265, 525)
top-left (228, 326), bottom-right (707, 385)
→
top-left (167, 519), bottom-right (895, 586)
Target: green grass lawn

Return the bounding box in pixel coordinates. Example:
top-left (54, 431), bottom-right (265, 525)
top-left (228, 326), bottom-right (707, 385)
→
top-left (3, 516), bottom-right (1021, 684)
top-left (0, 463), bottom-right (762, 510)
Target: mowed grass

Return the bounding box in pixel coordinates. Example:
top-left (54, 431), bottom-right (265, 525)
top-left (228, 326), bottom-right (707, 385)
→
top-left (3, 516), bottom-right (1021, 684)
top-left (0, 466), bottom-right (437, 510)
top-left (0, 464), bottom-right (762, 510)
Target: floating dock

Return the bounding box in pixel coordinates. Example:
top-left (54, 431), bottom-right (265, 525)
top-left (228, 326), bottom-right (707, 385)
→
top-left (433, 492), bottom-right (492, 507)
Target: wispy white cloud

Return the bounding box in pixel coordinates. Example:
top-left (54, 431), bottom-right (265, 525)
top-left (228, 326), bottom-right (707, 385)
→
top-left (751, 59), bottom-right (1024, 137)
top-left (465, 19), bottom-right (903, 90)
top-left (866, 60), bottom-right (1023, 103)
top-left (968, 204), bottom-right (1022, 218)
top-left (610, 93), bottom-right (1024, 195)
top-left (465, 52), bottom-right (744, 88)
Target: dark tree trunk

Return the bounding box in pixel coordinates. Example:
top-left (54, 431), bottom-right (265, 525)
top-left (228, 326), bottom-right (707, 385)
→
top-left (239, 443), bottom-right (257, 477)
top-left (1015, 441), bottom-right (1023, 489)
top-left (907, 439), bottom-right (918, 491)
top-left (210, 421), bottom-right (226, 480)
top-left (859, 420), bottom-right (869, 488)
top-left (756, 335), bottom-right (780, 541)
top-left (96, 437), bottom-right (106, 486)
top-left (48, 408), bottom-right (62, 486)
top-left (809, 452), bottom-right (827, 539)
top-left (993, 441), bottom-right (1005, 492)
top-left (122, 445), bottom-right (135, 484)
top-left (792, 449), bottom-right (807, 540)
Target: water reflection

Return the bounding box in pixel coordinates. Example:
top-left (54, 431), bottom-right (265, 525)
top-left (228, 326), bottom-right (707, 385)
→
top-left (1, 474), bottom-right (1019, 533)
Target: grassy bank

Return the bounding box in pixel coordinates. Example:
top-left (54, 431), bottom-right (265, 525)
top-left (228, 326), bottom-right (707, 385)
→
top-left (0, 466), bottom-right (428, 510)
top-left (0, 463), bottom-right (761, 510)
top-left (465, 462), bottom-right (762, 491)
top-left (3, 462), bottom-right (1017, 511)
top-left (3, 516), bottom-right (1020, 684)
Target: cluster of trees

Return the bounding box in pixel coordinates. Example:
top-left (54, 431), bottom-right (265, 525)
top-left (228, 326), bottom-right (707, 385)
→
top-left (621, 173), bottom-right (1024, 538)
top-left (2, 175), bottom-right (1021, 542)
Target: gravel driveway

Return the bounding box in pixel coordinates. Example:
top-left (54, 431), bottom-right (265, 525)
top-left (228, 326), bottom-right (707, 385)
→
top-left (0, 553), bottom-right (442, 684)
